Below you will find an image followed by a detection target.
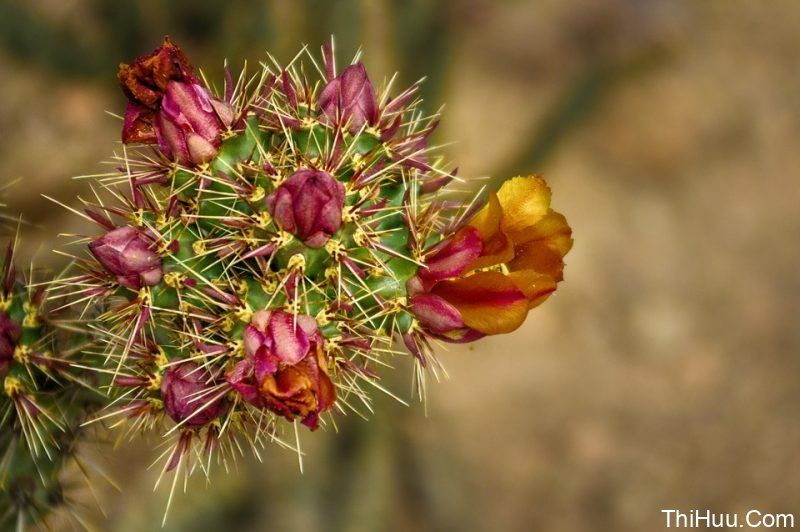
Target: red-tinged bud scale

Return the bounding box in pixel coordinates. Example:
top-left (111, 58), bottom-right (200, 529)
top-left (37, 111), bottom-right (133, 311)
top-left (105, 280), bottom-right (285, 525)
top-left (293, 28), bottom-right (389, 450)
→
top-left (54, 36), bottom-right (572, 495)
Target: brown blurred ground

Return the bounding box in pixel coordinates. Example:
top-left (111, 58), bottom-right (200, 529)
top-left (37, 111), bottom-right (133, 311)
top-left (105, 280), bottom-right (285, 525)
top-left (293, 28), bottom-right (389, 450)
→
top-left (2, 0), bottom-right (799, 530)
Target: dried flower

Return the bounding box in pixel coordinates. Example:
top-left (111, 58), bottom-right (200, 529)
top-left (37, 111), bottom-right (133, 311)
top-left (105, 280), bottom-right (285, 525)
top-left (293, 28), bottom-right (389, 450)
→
top-left (266, 169), bottom-right (345, 248)
top-left (88, 226), bottom-right (163, 290)
top-left (118, 37), bottom-right (233, 165)
top-left (227, 310), bottom-right (336, 429)
top-left (118, 37), bottom-right (198, 144)
top-left (318, 63), bottom-right (378, 133)
top-left (409, 175), bottom-right (573, 340)
top-left (161, 361), bottom-right (228, 426)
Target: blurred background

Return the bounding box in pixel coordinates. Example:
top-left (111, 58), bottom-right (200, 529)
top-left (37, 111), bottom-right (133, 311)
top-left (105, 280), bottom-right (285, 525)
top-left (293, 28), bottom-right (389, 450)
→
top-left (1, 0), bottom-right (799, 530)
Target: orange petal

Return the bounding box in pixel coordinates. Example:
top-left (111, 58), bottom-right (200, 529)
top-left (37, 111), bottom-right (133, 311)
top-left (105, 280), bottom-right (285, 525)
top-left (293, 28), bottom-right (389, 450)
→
top-left (496, 175), bottom-right (552, 242)
top-left (431, 271), bottom-right (529, 335)
top-left (507, 270), bottom-right (557, 309)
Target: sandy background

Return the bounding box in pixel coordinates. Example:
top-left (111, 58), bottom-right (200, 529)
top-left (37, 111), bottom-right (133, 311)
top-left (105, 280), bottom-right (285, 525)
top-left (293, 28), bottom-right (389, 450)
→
top-left (1, 1), bottom-right (799, 530)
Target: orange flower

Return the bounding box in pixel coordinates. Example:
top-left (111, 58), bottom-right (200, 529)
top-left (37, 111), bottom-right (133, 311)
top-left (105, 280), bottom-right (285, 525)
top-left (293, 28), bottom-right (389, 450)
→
top-left (409, 175), bottom-right (572, 340)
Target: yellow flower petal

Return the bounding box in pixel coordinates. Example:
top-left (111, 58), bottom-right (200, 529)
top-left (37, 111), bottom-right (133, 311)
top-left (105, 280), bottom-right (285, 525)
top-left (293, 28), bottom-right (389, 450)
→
top-left (496, 175), bottom-right (552, 242)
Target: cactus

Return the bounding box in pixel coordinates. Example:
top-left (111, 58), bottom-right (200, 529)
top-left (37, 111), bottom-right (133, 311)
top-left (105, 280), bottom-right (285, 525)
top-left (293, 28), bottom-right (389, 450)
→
top-left (0, 234), bottom-right (100, 530)
top-left (10, 36), bottom-right (573, 525)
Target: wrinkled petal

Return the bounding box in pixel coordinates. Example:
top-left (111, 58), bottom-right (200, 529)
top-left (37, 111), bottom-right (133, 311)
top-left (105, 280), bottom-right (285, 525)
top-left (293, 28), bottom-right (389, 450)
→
top-left (243, 324), bottom-right (267, 358)
top-left (463, 192), bottom-right (514, 271)
top-left (268, 311), bottom-right (310, 365)
top-left (122, 102), bottom-right (157, 144)
top-left (431, 272), bottom-right (529, 335)
top-left (496, 175), bottom-right (552, 242)
top-left (253, 345), bottom-right (280, 382)
top-left (507, 211), bottom-right (573, 281)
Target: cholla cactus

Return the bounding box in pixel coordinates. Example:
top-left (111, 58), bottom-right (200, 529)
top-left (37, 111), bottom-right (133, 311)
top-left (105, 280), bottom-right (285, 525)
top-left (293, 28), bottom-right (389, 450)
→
top-left (0, 235), bottom-right (98, 529)
top-left (53, 37), bottom-right (572, 507)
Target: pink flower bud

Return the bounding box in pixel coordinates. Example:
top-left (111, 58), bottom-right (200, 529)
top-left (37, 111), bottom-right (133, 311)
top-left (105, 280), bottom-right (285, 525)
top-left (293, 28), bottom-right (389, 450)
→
top-left (266, 169), bottom-right (345, 248)
top-left (155, 81), bottom-right (234, 166)
top-left (160, 361), bottom-right (228, 426)
top-left (0, 310), bottom-right (20, 378)
top-left (318, 63), bottom-right (378, 133)
top-left (88, 226), bottom-right (163, 290)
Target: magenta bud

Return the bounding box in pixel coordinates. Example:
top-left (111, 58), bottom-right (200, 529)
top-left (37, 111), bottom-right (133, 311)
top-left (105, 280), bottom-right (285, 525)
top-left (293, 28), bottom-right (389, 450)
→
top-left (318, 63), bottom-right (378, 133)
top-left (88, 226), bottom-right (163, 290)
top-left (155, 81), bottom-right (234, 166)
top-left (0, 311), bottom-right (20, 379)
top-left (266, 169), bottom-right (345, 248)
top-left (161, 361), bottom-right (228, 426)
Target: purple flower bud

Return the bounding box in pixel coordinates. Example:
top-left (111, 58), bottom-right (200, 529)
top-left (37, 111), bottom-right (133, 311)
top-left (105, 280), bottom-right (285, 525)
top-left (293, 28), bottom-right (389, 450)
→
top-left (160, 361), bottom-right (228, 426)
top-left (266, 169), bottom-right (345, 248)
top-left (0, 310), bottom-right (20, 378)
top-left (318, 63), bottom-right (378, 133)
top-left (155, 81), bottom-right (234, 166)
top-left (88, 226), bottom-right (163, 290)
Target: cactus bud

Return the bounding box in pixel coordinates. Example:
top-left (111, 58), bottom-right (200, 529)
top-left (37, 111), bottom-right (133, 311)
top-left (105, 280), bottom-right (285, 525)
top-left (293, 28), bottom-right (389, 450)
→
top-left (160, 361), bottom-right (227, 426)
top-left (88, 226), bottom-right (163, 290)
top-left (318, 63), bottom-right (378, 133)
top-left (156, 81), bottom-right (234, 166)
top-left (266, 169), bottom-right (345, 248)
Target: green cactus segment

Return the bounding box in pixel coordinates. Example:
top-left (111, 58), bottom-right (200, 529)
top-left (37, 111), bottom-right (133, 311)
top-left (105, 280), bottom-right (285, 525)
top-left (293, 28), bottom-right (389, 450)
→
top-left (0, 254), bottom-right (98, 529)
